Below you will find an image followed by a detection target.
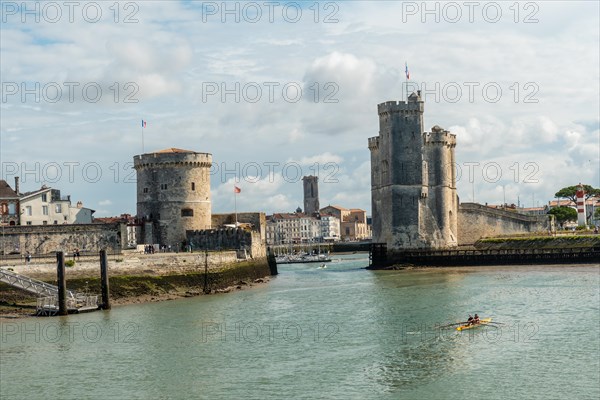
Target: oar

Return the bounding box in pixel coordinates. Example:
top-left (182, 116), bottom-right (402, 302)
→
top-left (438, 321), bottom-right (470, 328)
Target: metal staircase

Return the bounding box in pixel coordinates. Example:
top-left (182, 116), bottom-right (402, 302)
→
top-left (0, 268), bottom-right (99, 315)
top-left (0, 267), bottom-right (76, 298)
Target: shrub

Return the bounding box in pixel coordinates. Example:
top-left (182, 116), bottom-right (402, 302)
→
top-left (65, 260), bottom-right (75, 267)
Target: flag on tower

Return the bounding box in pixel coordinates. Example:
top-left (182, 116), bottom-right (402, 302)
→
top-left (234, 186), bottom-right (241, 193)
top-left (405, 62), bottom-right (410, 79)
top-left (142, 120), bottom-right (147, 128)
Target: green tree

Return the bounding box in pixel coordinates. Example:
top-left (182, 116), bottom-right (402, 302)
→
top-left (548, 206), bottom-right (577, 227)
top-left (595, 207), bottom-right (600, 220)
top-left (554, 185), bottom-right (600, 204)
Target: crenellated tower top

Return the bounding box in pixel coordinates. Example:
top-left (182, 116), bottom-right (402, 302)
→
top-left (424, 125), bottom-right (456, 147)
top-left (377, 91), bottom-right (424, 116)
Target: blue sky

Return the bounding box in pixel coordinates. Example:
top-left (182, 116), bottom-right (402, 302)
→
top-left (1, 0), bottom-right (599, 216)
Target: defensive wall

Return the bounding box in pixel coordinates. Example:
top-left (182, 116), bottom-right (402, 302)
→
top-left (0, 223), bottom-right (126, 255)
top-left (211, 212), bottom-right (267, 241)
top-left (457, 203), bottom-right (554, 246)
top-left (187, 228), bottom-right (265, 259)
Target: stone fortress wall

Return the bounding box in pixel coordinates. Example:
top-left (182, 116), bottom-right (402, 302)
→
top-left (0, 223), bottom-right (126, 255)
top-left (458, 203), bottom-right (553, 245)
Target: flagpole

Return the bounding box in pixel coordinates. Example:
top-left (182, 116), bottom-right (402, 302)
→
top-left (234, 190), bottom-right (238, 227)
top-left (142, 125), bottom-right (144, 153)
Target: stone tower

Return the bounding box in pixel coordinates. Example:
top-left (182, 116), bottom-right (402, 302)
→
top-left (368, 92), bottom-right (458, 251)
top-left (302, 175), bottom-right (320, 215)
top-left (133, 148), bottom-right (212, 247)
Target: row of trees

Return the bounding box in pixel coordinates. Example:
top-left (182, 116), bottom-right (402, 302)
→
top-left (548, 185), bottom-right (600, 226)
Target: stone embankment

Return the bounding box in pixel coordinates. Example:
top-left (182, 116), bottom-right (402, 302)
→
top-left (0, 250), bottom-right (272, 317)
top-left (475, 234), bottom-right (600, 250)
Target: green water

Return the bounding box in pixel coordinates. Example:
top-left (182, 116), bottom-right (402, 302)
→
top-left (1, 254), bottom-right (599, 399)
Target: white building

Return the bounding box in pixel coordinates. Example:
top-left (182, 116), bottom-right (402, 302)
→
top-left (266, 213), bottom-right (340, 245)
top-left (19, 185), bottom-right (94, 225)
top-left (320, 215), bottom-right (341, 242)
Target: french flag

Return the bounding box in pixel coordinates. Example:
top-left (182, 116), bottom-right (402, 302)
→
top-left (405, 62), bottom-right (410, 80)
top-left (142, 120), bottom-right (147, 128)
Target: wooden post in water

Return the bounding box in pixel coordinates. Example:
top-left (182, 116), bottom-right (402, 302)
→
top-left (57, 251), bottom-right (67, 316)
top-left (100, 249), bottom-right (111, 310)
top-left (203, 248), bottom-right (209, 294)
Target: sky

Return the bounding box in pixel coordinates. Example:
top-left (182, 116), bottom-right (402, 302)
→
top-left (1, 0), bottom-right (599, 217)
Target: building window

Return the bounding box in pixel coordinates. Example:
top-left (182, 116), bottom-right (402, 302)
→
top-left (54, 220), bottom-right (58, 225)
top-left (160, 184), bottom-right (168, 190)
top-left (43, 221), bottom-right (48, 225)
top-left (181, 209), bottom-right (194, 217)
top-left (55, 204), bottom-right (62, 213)
top-left (8, 203), bottom-right (16, 215)
top-left (64, 215), bottom-right (68, 221)
top-left (42, 206), bottom-right (49, 215)
top-left (26, 221), bottom-right (32, 225)
top-left (41, 194), bottom-right (47, 202)
top-left (143, 188), bottom-right (149, 193)
top-left (25, 206), bottom-right (32, 216)
top-left (191, 182), bottom-right (195, 191)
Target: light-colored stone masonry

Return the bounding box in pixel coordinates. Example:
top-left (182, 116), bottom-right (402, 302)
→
top-left (134, 148), bottom-right (212, 247)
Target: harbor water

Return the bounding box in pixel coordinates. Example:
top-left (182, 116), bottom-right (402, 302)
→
top-left (1, 254), bottom-right (599, 399)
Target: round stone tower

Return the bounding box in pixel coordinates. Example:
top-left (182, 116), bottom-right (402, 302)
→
top-left (133, 148), bottom-right (212, 247)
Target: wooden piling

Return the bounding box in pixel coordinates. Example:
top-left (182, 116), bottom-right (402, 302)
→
top-left (56, 251), bottom-right (67, 316)
top-left (100, 249), bottom-right (111, 310)
top-left (267, 247), bottom-right (278, 275)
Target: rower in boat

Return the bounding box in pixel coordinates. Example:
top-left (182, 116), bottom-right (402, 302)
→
top-left (467, 315), bottom-right (474, 325)
top-left (473, 314), bottom-right (480, 324)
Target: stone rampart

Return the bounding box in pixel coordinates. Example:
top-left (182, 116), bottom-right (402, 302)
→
top-left (187, 228), bottom-right (265, 258)
top-left (458, 203), bottom-right (553, 245)
top-left (0, 223), bottom-right (126, 254)
top-left (211, 212), bottom-right (266, 240)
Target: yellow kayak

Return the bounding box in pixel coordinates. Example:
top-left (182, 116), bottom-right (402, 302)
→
top-left (456, 318), bottom-right (492, 331)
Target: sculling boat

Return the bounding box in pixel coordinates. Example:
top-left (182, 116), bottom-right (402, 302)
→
top-left (456, 318), bottom-right (492, 331)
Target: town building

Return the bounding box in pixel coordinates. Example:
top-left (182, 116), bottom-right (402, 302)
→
top-left (19, 185), bottom-right (94, 225)
top-left (93, 214), bottom-right (140, 248)
top-left (265, 212), bottom-right (341, 245)
top-left (319, 205), bottom-right (370, 241)
top-left (1, 179), bottom-right (94, 226)
top-left (320, 215), bottom-right (341, 242)
top-left (0, 179), bottom-right (20, 226)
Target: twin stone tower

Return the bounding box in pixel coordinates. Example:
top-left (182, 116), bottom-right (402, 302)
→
top-left (369, 91), bottom-right (458, 251)
top-left (132, 92), bottom-right (456, 251)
